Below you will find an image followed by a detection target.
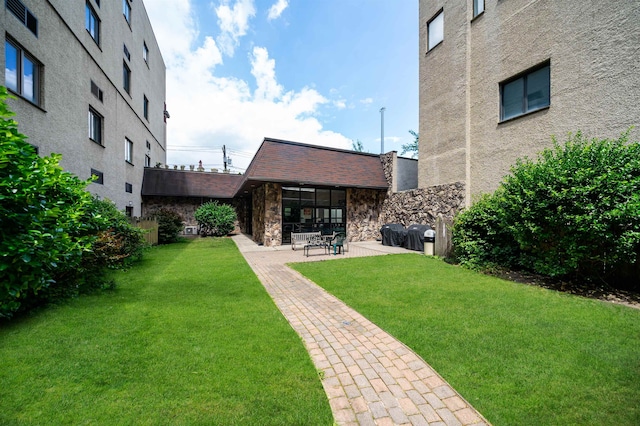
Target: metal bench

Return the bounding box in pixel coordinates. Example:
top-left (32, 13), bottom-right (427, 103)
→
top-left (291, 231), bottom-right (321, 251)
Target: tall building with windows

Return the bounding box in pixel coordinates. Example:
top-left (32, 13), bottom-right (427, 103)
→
top-left (1, 0), bottom-right (166, 216)
top-left (419, 0), bottom-right (640, 203)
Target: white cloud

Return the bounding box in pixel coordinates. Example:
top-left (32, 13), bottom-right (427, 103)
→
top-left (267, 0), bottom-right (288, 21)
top-left (215, 0), bottom-right (256, 57)
top-left (145, 1), bottom-right (350, 171)
top-left (360, 97), bottom-right (374, 105)
top-left (333, 99), bottom-right (347, 109)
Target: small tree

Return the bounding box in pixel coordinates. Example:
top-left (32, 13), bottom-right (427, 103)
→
top-left (351, 139), bottom-right (364, 152)
top-left (194, 201), bottom-right (237, 237)
top-left (400, 130), bottom-right (419, 158)
top-left (152, 208), bottom-right (184, 244)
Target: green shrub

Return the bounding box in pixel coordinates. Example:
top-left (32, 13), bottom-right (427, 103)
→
top-left (0, 88), bottom-right (98, 317)
top-left (452, 130), bottom-right (640, 288)
top-left (194, 201), bottom-right (237, 237)
top-left (152, 208), bottom-right (184, 244)
top-left (452, 191), bottom-right (520, 271)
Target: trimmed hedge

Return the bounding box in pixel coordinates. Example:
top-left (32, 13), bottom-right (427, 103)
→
top-left (194, 201), bottom-right (237, 237)
top-left (453, 130), bottom-right (640, 289)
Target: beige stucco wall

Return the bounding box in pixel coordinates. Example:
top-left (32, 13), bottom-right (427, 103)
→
top-left (1, 0), bottom-right (166, 216)
top-left (419, 0), bottom-right (640, 202)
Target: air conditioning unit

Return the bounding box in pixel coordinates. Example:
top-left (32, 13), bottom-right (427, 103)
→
top-left (184, 226), bottom-right (198, 235)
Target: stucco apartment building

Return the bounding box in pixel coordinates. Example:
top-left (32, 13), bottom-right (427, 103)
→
top-left (1, 0), bottom-right (166, 216)
top-left (419, 0), bottom-right (640, 204)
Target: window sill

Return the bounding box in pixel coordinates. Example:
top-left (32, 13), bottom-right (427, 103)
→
top-left (7, 88), bottom-right (46, 112)
top-left (425, 41), bottom-right (443, 55)
top-left (471, 11), bottom-right (484, 23)
top-left (126, 160), bottom-right (134, 166)
top-left (89, 139), bottom-right (105, 148)
top-left (499, 105), bottom-right (550, 125)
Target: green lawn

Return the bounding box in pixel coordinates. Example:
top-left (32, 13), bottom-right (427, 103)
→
top-left (291, 254), bottom-right (640, 426)
top-left (0, 238), bottom-right (333, 425)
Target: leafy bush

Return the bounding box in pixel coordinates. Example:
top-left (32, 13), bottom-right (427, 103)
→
top-left (194, 201), bottom-right (237, 237)
top-left (453, 130), bottom-right (640, 288)
top-left (0, 88), bottom-right (98, 317)
top-left (0, 88), bottom-right (146, 318)
top-left (152, 208), bottom-right (183, 244)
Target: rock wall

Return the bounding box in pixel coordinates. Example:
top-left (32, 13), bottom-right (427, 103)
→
top-left (142, 196), bottom-right (242, 233)
top-left (263, 183), bottom-right (282, 247)
top-left (252, 185), bottom-right (266, 244)
top-left (380, 182), bottom-right (466, 227)
top-left (346, 188), bottom-right (387, 242)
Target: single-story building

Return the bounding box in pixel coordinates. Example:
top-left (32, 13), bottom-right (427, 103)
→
top-left (141, 137), bottom-right (462, 247)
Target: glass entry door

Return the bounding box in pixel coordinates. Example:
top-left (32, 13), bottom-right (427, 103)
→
top-left (282, 187), bottom-right (346, 243)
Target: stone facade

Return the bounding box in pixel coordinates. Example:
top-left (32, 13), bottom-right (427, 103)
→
top-left (142, 196), bottom-right (244, 233)
top-left (251, 185), bottom-right (266, 244)
top-left (263, 183), bottom-right (282, 247)
top-left (380, 182), bottom-right (466, 227)
top-left (346, 188), bottom-right (387, 242)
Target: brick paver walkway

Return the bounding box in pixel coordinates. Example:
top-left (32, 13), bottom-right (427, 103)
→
top-left (232, 234), bottom-right (490, 426)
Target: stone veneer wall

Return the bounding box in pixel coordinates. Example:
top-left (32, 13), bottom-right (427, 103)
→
top-left (379, 182), bottom-right (466, 227)
top-left (263, 183), bottom-right (282, 247)
top-left (347, 188), bottom-right (387, 242)
top-left (252, 186), bottom-right (266, 244)
top-left (142, 196), bottom-right (244, 233)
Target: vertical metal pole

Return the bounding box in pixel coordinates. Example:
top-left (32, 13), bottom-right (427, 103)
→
top-left (380, 107), bottom-right (386, 154)
top-left (223, 145), bottom-right (227, 172)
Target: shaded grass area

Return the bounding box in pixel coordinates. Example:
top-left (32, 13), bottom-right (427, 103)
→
top-left (0, 238), bottom-right (333, 425)
top-left (291, 254), bottom-right (640, 425)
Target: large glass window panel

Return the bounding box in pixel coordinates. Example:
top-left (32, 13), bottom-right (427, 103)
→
top-left (22, 56), bottom-right (35, 103)
top-left (331, 189), bottom-right (346, 207)
top-left (282, 187), bottom-right (299, 202)
top-left (300, 188), bottom-right (315, 206)
top-left (331, 208), bottom-right (345, 222)
top-left (428, 11), bottom-right (444, 51)
top-left (502, 78), bottom-right (524, 120)
top-left (316, 189), bottom-right (330, 206)
top-left (526, 65), bottom-right (550, 111)
top-left (315, 208), bottom-right (330, 221)
top-left (5, 41), bottom-right (18, 93)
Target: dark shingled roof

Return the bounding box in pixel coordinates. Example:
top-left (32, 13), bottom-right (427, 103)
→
top-left (142, 138), bottom-right (389, 198)
top-left (241, 138), bottom-right (389, 190)
top-left (142, 168), bottom-right (242, 198)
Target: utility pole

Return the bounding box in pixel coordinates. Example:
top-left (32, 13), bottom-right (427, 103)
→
top-left (222, 145), bottom-right (227, 172)
top-left (380, 107), bottom-right (386, 154)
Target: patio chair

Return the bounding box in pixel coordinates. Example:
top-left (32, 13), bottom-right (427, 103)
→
top-left (330, 232), bottom-right (346, 255)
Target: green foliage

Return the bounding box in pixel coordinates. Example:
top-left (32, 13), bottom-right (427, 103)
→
top-left (400, 130), bottom-right (419, 158)
top-left (0, 88), bottom-right (98, 317)
top-left (351, 139), bottom-right (364, 152)
top-left (453, 130), bottom-right (640, 288)
top-left (152, 208), bottom-right (184, 244)
top-left (194, 201), bottom-right (237, 237)
top-left (0, 88), bottom-right (146, 318)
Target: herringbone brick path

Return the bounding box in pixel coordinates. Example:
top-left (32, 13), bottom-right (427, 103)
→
top-left (233, 234), bottom-right (490, 426)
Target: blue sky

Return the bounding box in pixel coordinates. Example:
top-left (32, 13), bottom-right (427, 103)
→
top-left (145, 0), bottom-right (418, 172)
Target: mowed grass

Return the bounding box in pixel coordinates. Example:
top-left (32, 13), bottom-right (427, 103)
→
top-left (0, 238), bottom-right (333, 425)
top-left (291, 254), bottom-right (640, 425)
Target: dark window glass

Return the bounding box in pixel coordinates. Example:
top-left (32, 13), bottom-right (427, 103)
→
top-left (125, 182), bottom-right (133, 193)
top-left (500, 63), bottom-right (550, 121)
top-left (123, 62), bottom-right (131, 94)
top-left (316, 189), bottom-right (330, 206)
top-left (88, 108), bottom-right (102, 144)
top-left (91, 168), bottom-right (103, 184)
top-left (300, 188), bottom-right (315, 206)
top-left (331, 189), bottom-right (346, 207)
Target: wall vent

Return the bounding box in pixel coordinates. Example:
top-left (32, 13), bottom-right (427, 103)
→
top-left (6, 0), bottom-right (38, 37)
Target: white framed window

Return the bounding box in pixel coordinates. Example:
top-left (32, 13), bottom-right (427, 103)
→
top-left (427, 10), bottom-right (444, 51)
top-left (473, 0), bottom-right (484, 18)
top-left (125, 138), bottom-right (133, 163)
top-left (144, 155), bottom-right (151, 167)
top-left (143, 41), bottom-right (149, 64)
top-left (123, 0), bottom-right (131, 24)
top-left (500, 62), bottom-right (550, 121)
top-left (85, 2), bottom-right (100, 45)
top-left (88, 107), bottom-right (103, 145)
top-left (5, 38), bottom-right (41, 105)
top-left (143, 95), bottom-right (149, 120)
